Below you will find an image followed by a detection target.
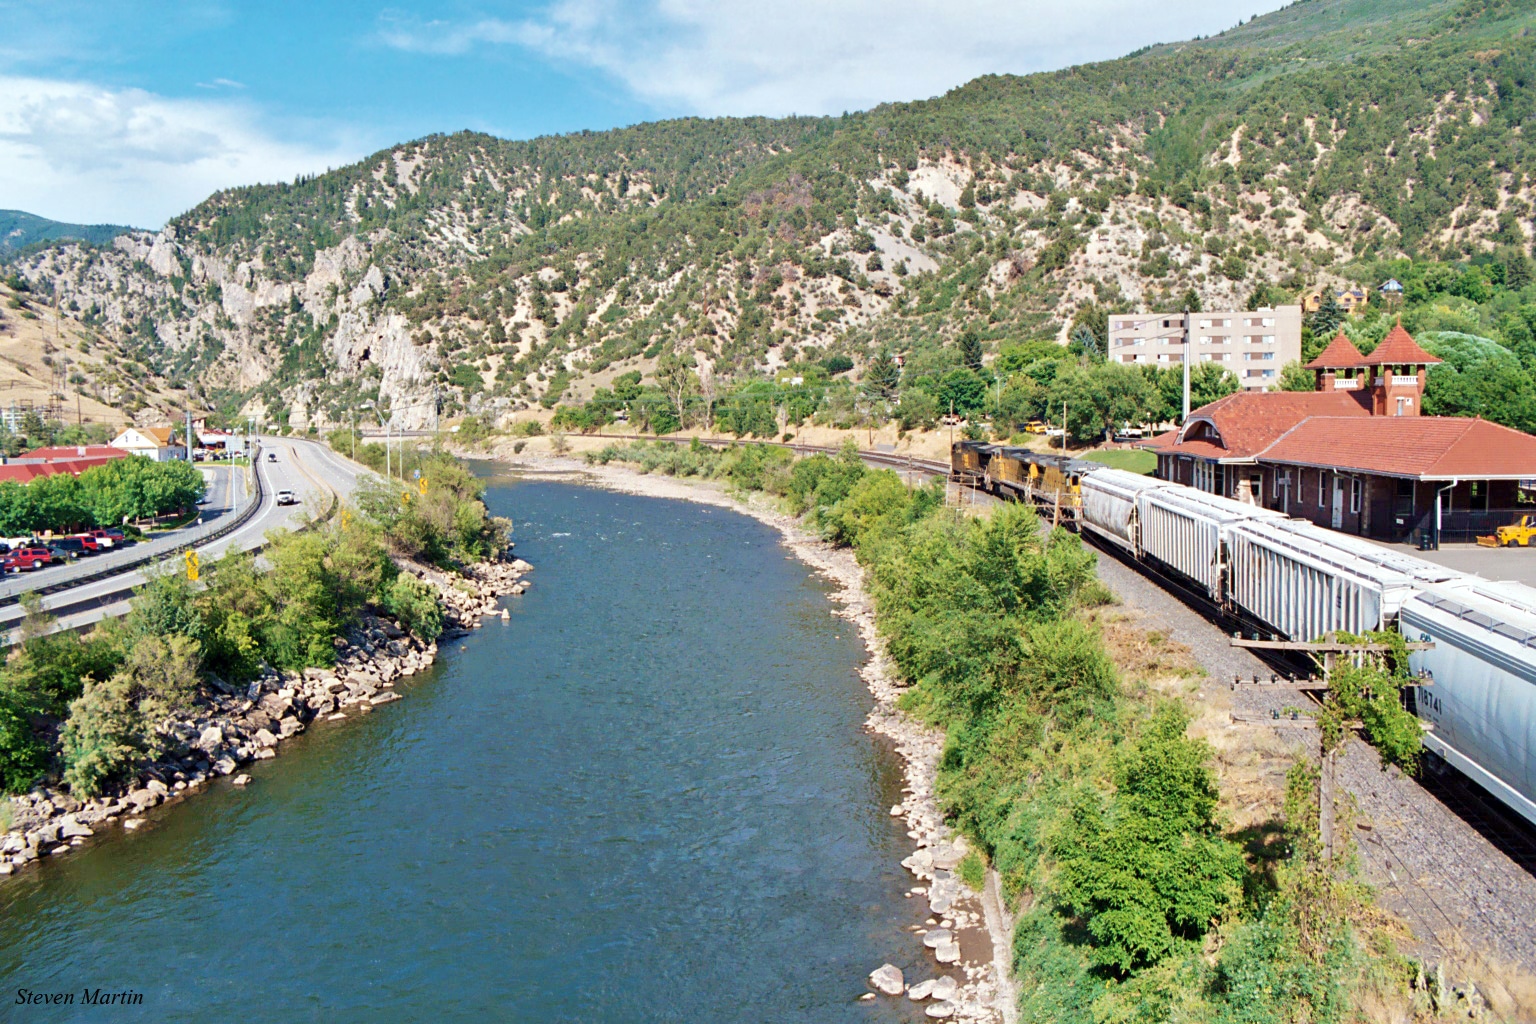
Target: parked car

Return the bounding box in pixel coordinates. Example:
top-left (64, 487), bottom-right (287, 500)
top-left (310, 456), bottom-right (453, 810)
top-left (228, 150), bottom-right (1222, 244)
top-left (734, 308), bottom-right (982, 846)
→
top-left (7, 546), bottom-right (59, 569)
top-left (50, 537), bottom-right (90, 559)
top-left (275, 489), bottom-right (297, 506)
top-left (82, 529), bottom-right (117, 549)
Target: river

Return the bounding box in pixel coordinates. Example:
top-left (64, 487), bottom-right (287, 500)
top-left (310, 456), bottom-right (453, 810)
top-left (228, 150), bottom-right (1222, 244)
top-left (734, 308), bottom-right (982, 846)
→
top-left (0, 475), bottom-right (929, 1022)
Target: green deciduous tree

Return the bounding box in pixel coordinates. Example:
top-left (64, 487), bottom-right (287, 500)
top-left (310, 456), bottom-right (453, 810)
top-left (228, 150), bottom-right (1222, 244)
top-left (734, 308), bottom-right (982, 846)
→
top-left (1055, 703), bottom-right (1245, 973)
top-left (60, 634), bottom-right (200, 797)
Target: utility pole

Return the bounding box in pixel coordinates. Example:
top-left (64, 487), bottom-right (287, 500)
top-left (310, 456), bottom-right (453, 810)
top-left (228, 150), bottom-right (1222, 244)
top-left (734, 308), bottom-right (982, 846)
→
top-left (1181, 306), bottom-right (1192, 422)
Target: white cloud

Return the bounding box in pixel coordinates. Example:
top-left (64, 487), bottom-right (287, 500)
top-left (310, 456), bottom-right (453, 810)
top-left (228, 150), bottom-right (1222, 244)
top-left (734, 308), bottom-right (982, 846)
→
top-left (0, 76), bottom-right (362, 228)
top-left (378, 0), bottom-right (1283, 117)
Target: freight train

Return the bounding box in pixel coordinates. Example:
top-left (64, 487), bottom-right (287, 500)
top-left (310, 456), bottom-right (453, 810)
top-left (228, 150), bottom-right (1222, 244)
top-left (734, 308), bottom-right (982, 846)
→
top-left (951, 441), bottom-right (1536, 827)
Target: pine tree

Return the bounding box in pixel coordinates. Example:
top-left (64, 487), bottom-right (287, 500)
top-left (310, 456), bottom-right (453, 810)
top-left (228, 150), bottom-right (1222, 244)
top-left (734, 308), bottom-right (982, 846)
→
top-left (1307, 292), bottom-right (1344, 339)
top-left (865, 350), bottom-right (902, 398)
top-left (958, 329), bottom-right (984, 371)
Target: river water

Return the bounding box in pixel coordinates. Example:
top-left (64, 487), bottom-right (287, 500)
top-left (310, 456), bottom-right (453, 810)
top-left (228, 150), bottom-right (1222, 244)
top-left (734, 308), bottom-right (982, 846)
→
top-left (0, 475), bottom-right (929, 1022)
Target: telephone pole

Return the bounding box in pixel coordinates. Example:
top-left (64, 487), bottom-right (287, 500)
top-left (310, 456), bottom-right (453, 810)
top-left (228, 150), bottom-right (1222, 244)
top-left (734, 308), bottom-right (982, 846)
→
top-left (1182, 305), bottom-right (1192, 422)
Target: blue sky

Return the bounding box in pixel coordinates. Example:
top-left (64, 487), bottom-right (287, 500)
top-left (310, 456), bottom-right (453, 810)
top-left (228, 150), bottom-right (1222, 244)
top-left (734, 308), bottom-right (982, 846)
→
top-left (0, 0), bottom-right (1285, 228)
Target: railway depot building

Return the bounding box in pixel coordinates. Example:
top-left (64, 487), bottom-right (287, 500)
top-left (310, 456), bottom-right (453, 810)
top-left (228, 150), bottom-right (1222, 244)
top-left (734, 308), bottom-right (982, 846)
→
top-left (1147, 325), bottom-right (1536, 544)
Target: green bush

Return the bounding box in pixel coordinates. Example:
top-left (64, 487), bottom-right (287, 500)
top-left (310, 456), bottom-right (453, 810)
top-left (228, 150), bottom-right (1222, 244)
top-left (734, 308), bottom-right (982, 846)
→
top-left (384, 575), bottom-right (445, 641)
top-left (60, 634), bottom-right (200, 797)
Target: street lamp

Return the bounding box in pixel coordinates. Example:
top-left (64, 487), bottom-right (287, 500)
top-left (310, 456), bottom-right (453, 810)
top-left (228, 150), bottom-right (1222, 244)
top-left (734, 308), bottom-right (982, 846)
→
top-left (353, 400), bottom-right (375, 461)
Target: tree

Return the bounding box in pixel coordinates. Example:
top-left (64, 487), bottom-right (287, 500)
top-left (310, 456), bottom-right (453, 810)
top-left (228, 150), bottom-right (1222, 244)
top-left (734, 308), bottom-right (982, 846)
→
top-left (936, 367), bottom-right (988, 416)
top-left (1047, 363), bottom-right (1157, 440)
top-left (1276, 360), bottom-right (1316, 392)
top-left (60, 634), bottom-right (200, 797)
top-left (1246, 282), bottom-right (1286, 309)
top-left (958, 329), bottom-right (984, 372)
top-left (1305, 292), bottom-right (1343, 339)
top-left (1069, 303), bottom-right (1110, 358)
top-left (1054, 703), bottom-right (1245, 973)
top-left (654, 351), bottom-right (699, 430)
top-left (1178, 288), bottom-right (1202, 314)
top-left (864, 350), bottom-right (902, 399)
top-left (1422, 332), bottom-right (1536, 432)
top-left (1189, 361), bottom-right (1241, 410)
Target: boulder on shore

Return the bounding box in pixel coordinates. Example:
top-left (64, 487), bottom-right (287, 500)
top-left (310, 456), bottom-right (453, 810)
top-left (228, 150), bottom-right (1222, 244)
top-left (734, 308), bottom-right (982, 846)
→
top-left (869, 964), bottom-right (905, 996)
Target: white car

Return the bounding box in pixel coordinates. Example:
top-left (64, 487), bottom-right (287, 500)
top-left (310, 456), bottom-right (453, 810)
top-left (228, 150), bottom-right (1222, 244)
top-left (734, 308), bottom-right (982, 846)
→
top-left (275, 490), bottom-right (298, 506)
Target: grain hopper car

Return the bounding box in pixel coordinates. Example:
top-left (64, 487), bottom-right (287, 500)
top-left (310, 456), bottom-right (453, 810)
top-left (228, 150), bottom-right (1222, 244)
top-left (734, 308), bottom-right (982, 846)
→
top-left (957, 442), bottom-right (1536, 825)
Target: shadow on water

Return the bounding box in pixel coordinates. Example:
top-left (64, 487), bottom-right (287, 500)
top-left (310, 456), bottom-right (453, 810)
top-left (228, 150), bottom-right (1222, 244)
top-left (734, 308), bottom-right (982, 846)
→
top-left (0, 477), bottom-right (937, 1023)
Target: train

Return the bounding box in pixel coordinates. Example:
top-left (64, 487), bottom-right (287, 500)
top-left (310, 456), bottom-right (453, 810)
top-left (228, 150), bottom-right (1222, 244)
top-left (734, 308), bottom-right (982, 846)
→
top-left (950, 441), bottom-right (1536, 828)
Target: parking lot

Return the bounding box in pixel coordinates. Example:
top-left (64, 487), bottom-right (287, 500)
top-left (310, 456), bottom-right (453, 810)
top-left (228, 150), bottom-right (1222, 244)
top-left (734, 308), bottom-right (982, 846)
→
top-left (1368, 539), bottom-right (1536, 588)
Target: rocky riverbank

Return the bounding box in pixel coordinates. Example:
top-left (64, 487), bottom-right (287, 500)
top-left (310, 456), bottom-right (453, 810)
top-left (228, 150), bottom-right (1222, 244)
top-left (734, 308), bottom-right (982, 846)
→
top-left (486, 447), bottom-right (1016, 1023)
top-left (0, 554), bottom-right (533, 877)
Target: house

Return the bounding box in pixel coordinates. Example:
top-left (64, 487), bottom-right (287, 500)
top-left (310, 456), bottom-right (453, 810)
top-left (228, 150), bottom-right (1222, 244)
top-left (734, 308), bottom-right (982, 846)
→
top-left (1106, 304), bottom-right (1302, 391)
top-left (110, 426), bottom-right (186, 462)
top-left (196, 429), bottom-right (247, 455)
top-left (1301, 286), bottom-right (1370, 315)
top-left (1144, 325), bottom-right (1536, 543)
top-left (1379, 278), bottom-right (1404, 297)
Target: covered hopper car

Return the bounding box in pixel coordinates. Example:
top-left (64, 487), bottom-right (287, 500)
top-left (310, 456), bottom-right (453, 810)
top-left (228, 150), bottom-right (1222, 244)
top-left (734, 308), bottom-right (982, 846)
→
top-left (951, 441), bottom-right (1536, 827)
top-left (1402, 579), bottom-right (1536, 826)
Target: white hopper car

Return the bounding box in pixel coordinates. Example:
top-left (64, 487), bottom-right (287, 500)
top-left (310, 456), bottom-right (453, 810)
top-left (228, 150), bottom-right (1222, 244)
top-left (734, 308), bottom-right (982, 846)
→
top-left (1075, 467), bottom-right (1533, 825)
top-left (1401, 579), bottom-right (1536, 826)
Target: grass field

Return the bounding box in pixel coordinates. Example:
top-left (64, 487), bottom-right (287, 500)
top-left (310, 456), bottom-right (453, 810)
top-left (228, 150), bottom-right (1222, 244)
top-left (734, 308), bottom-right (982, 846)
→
top-left (1080, 448), bottom-right (1157, 475)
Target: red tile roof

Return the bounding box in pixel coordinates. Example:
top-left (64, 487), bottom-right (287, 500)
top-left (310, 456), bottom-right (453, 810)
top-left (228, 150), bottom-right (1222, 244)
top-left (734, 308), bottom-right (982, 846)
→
top-left (0, 457), bottom-right (122, 484)
top-left (1146, 390), bottom-right (1371, 460)
top-left (21, 445), bottom-right (129, 462)
top-left (1260, 416), bottom-right (1536, 479)
top-left (0, 464), bottom-right (56, 484)
top-left (1304, 331), bottom-right (1367, 369)
top-left (1363, 323), bottom-right (1441, 366)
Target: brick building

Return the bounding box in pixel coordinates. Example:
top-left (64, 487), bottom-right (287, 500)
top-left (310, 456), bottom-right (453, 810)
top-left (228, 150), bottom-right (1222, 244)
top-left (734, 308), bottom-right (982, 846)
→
top-left (1145, 325), bottom-right (1536, 543)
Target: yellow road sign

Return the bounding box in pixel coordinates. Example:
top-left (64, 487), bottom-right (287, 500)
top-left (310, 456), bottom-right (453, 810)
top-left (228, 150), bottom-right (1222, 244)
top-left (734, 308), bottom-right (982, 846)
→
top-left (418, 476), bottom-right (429, 495)
top-left (184, 549), bottom-right (200, 581)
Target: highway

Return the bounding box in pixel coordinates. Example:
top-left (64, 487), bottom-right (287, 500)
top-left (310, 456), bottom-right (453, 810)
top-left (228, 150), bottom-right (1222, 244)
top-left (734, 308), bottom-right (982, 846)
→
top-left (0, 437), bottom-right (373, 639)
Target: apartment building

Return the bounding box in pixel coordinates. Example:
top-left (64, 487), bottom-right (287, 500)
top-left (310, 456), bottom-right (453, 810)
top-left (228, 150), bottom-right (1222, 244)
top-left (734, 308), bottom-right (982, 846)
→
top-left (1106, 304), bottom-right (1303, 390)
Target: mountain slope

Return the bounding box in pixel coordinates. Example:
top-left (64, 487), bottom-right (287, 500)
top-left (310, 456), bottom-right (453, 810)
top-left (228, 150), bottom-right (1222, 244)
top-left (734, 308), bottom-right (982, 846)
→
top-left (10, 0), bottom-right (1535, 429)
top-left (0, 210), bottom-right (139, 255)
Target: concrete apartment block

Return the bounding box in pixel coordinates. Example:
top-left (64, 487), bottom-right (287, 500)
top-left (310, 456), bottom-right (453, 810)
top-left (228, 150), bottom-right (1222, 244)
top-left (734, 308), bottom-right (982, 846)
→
top-left (1107, 304), bottom-right (1303, 390)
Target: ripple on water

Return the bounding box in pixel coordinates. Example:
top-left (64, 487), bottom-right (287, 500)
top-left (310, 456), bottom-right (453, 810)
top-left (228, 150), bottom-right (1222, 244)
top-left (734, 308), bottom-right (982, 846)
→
top-left (0, 479), bottom-right (928, 1023)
